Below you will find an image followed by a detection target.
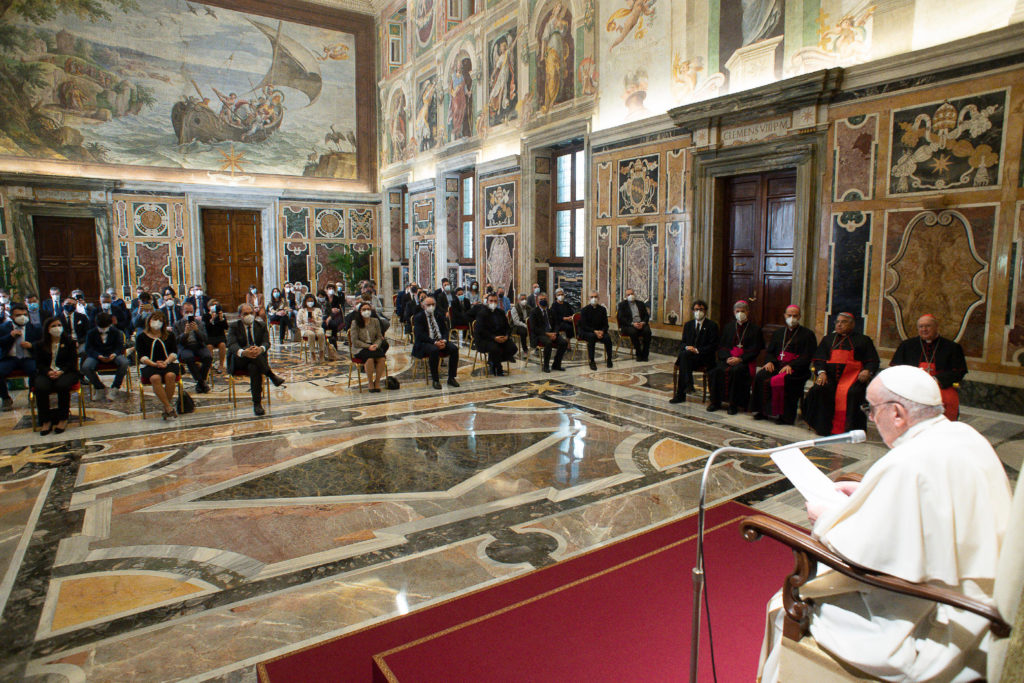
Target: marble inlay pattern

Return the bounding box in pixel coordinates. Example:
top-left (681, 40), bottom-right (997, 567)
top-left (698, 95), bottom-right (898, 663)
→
top-left (833, 114), bottom-right (877, 201)
top-left (0, 351), bottom-right (1018, 682)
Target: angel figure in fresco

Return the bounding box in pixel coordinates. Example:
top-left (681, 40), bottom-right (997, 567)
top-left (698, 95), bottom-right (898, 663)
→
top-left (540, 3), bottom-right (572, 113)
top-left (488, 33), bottom-right (518, 121)
top-left (817, 5), bottom-right (876, 60)
top-left (448, 57), bottom-right (473, 141)
top-left (318, 43), bottom-right (350, 61)
top-left (606, 0), bottom-right (656, 50)
top-left (415, 78), bottom-right (437, 149)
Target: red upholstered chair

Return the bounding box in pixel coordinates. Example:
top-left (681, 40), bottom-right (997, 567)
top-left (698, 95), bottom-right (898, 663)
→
top-left (448, 310), bottom-right (470, 348)
top-left (135, 357), bottom-right (184, 419)
top-left (6, 369), bottom-right (85, 429)
top-left (87, 360), bottom-right (134, 399)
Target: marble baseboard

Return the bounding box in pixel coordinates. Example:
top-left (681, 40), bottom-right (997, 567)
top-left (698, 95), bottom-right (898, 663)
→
top-left (960, 380), bottom-right (1024, 416)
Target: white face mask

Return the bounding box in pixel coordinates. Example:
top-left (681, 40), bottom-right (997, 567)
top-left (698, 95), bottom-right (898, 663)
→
top-left (361, 309), bottom-right (372, 318)
top-left (285, 287), bottom-right (292, 293)
top-left (101, 302), bottom-right (111, 310)
top-left (250, 288), bottom-right (257, 294)
top-left (627, 295), bottom-right (635, 302)
top-left (533, 287), bottom-right (540, 295)
top-left (693, 310), bottom-right (705, 321)
top-left (735, 311), bottom-right (748, 323)
top-left (487, 302), bottom-right (497, 310)
top-left (76, 304), bottom-right (87, 313)
top-left (49, 326), bottom-right (63, 337)
top-left (785, 316), bottom-right (799, 328)
top-left (196, 290), bottom-right (203, 297)
top-left (327, 289), bottom-right (334, 295)
top-left (14, 315), bottom-right (28, 326)
top-left (98, 326), bottom-right (110, 334)
top-left (589, 297), bottom-right (597, 305)
top-left (242, 314), bottom-right (255, 325)
top-left (426, 305), bottom-right (435, 314)
top-left (519, 299), bottom-right (527, 306)
top-left (0, 296), bottom-right (8, 304)
top-left (556, 295), bottom-right (564, 303)
top-left (150, 321), bottom-right (163, 331)
top-left (306, 301), bottom-right (314, 308)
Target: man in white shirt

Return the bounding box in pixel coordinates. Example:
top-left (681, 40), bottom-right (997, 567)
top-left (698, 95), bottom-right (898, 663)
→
top-left (758, 365), bottom-right (1012, 682)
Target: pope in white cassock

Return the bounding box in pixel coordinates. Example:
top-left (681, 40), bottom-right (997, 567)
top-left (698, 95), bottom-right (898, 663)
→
top-left (758, 365), bottom-right (1012, 682)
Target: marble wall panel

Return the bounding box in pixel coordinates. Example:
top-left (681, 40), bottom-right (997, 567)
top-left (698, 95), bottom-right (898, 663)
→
top-left (349, 209), bottom-right (374, 241)
top-left (828, 211), bottom-right (872, 332)
top-left (617, 224), bottom-right (659, 317)
top-left (596, 225), bottom-right (612, 305)
top-left (414, 240), bottom-right (435, 287)
top-left (534, 177), bottom-right (551, 257)
top-left (388, 191), bottom-right (404, 262)
top-left (482, 180), bottom-right (516, 229)
top-left (833, 114), bottom-right (877, 201)
top-left (412, 194), bottom-right (435, 239)
top-left (286, 241), bottom-right (310, 285)
top-left (596, 161), bottom-right (613, 219)
top-left (278, 202), bottom-right (379, 290)
top-left (445, 193), bottom-right (459, 262)
top-left (887, 90), bottom-right (1008, 196)
top-left (134, 242), bottom-right (171, 293)
top-left (665, 150), bottom-right (686, 214)
top-left (111, 194), bottom-right (191, 295)
top-left (880, 206), bottom-right (996, 357)
top-left (617, 154), bottom-right (660, 216)
top-left (315, 243), bottom-right (345, 292)
top-left (283, 207), bottom-right (309, 239)
top-left (314, 209), bottom-right (346, 240)
top-left (1005, 202), bottom-right (1024, 364)
top-left (663, 221), bottom-right (684, 325)
top-left (132, 203), bottom-right (169, 239)
top-left (484, 234), bottom-right (515, 293)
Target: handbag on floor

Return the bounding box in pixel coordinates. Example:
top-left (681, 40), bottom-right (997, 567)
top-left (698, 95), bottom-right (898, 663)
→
top-left (177, 390), bottom-right (196, 414)
top-left (327, 344), bottom-right (338, 361)
top-left (385, 376), bottom-right (400, 390)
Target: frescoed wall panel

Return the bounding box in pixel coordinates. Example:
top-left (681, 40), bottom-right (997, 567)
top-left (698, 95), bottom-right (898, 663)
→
top-left (827, 211), bottom-right (872, 326)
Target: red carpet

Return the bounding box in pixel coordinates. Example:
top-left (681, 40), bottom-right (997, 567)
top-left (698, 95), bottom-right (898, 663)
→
top-left (258, 502), bottom-right (793, 683)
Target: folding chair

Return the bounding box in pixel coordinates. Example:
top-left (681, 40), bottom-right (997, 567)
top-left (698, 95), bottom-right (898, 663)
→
top-left (672, 364), bottom-right (709, 403)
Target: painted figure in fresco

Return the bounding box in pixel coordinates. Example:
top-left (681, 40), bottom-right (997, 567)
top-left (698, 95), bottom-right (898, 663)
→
top-left (538, 3), bottom-right (573, 113)
top-left (448, 56), bottom-right (473, 141)
top-left (818, 6), bottom-right (875, 59)
top-left (389, 91), bottom-right (408, 163)
top-left (416, 77), bottom-right (437, 151)
top-left (606, 0), bottom-right (656, 50)
top-left (740, 0), bottom-right (782, 45)
top-left (488, 32), bottom-right (518, 125)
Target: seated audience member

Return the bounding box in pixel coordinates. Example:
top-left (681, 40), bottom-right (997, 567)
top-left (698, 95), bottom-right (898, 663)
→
top-left (325, 284), bottom-right (345, 319)
top-left (72, 290), bottom-right (94, 321)
top-left (81, 311), bottom-right (129, 402)
top-left (890, 314), bottom-right (966, 421)
top-left (758, 366), bottom-right (1012, 683)
top-left (616, 289), bottom-right (652, 361)
top-left (395, 283), bottom-right (412, 328)
top-left (227, 304), bottom-right (285, 416)
top-left (41, 287), bottom-right (62, 320)
top-left (33, 317), bottom-right (81, 435)
top-left (526, 282), bottom-right (543, 308)
top-left (58, 297), bottom-right (92, 356)
top-left (0, 303), bottom-right (41, 411)
top-left (529, 293), bottom-right (568, 373)
top-left (475, 293), bottom-right (517, 376)
top-left (0, 289), bottom-right (10, 322)
top-left (509, 293), bottom-right (532, 356)
top-left (185, 285), bottom-right (209, 316)
top-left (549, 289), bottom-right (576, 339)
top-left (97, 292), bottom-right (129, 334)
top-left (297, 293), bottom-right (327, 360)
top-left (130, 286), bottom-right (146, 314)
top-left (283, 283), bottom-right (298, 311)
top-left (803, 312), bottom-right (879, 435)
top-left (403, 284), bottom-right (423, 333)
top-left (135, 310), bottom-right (180, 420)
top-left (174, 303), bottom-right (212, 393)
top-left (268, 288), bottom-right (296, 344)
top-left (160, 291), bottom-right (182, 328)
top-left (706, 300), bottom-right (763, 414)
top-left (466, 281), bottom-right (481, 306)
top-left (204, 299), bottom-right (229, 374)
top-left (671, 300), bottom-right (719, 404)
top-left (344, 288), bottom-right (390, 337)
top-left (25, 295), bottom-right (42, 327)
top-left (245, 285), bottom-right (266, 319)
top-left (579, 291), bottom-right (614, 371)
top-left (434, 278), bottom-right (452, 320)
top-left (350, 301), bottom-right (388, 392)
top-left (132, 294), bottom-right (154, 333)
top-left (326, 305), bottom-right (348, 350)
top-left (495, 287), bottom-right (511, 313)
top-left (449, 286), bottom-right (470, 337)
top-left (749, 305), bottom-right (816, 424)
top-left (412, 296), bottom-right (460, 390)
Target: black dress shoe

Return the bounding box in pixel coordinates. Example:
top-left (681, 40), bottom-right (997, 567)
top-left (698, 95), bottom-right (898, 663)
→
top-left (40, 428), bottom-right (51, 436)
top-left (706, 403), bottom-right (721, 412)
top-left (493, 366), bottom-right (504, 376)
top-left (447, 378), bottom-right (460, 388)
top-left (253, 403), bottom-right (265, 416)
top-left (669, 397), bottom-right (685, 404)
top-left (432, 380), bottom-right (443, 390)
top-left (776, 416), bottom-right (795, 425)
top-left (589, 360), bottom-right (597, 370)
top-left (752, 412), bottom-right (767, 421)
top-left (727, 406), bottom-right (739, 415)
top-left (270, 374), bottom-right (285, 387)
top-left (196, 383), bottom-right (210, 394)
top-left (542, 365), bottom-right (551, 373)
top-left (54, 427), bottom-right (65, 434)
top-left (606, 360), bottom-right (614, 368)
top-left (552, 365), bottom-right (566, 371)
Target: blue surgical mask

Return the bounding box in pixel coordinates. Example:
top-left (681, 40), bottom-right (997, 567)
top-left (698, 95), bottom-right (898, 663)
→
top-left (28, 302), bottom-right (39, 311)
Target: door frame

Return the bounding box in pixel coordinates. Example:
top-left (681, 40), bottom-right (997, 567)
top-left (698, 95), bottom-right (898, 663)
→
top-left (186, 193), bottom-right (279, 300)
top-left (690, 131), bottom-right (825, 324)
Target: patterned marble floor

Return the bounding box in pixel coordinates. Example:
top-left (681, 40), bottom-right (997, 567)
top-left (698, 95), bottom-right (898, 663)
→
top-left (0, 340), bottom-right (1020, 682)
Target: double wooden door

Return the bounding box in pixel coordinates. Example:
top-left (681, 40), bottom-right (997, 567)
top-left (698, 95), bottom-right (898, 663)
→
top-left (202, 209), bottom-right (262, 311)
top-left (720, 170), bottom-right (796, 335)
top-left (34, 215), bottom-right (100, 297)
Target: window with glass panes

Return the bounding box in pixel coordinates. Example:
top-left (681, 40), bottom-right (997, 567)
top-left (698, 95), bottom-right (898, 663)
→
top-left (552, 146), bottom-right (585, 260)
top-left (460, 171), bottom-right (474, 261)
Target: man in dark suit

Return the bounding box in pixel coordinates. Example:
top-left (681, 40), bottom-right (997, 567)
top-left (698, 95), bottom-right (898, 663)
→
top-left (0, 302), bottom-right (41, 411)
top-left (130, 287), bottom-right (146, 314)
top-left (81, 311), bottom-right (129, 401)
top-left (160, 292), bottom-right (183, 328)
top-left (578, 291), bottom-right (614, 371)
top-left (616, 289), bottom-right (652, 361)
top-left (97, 292), bottom-right (130, 333)
top-left (529, 293), bottom-right (568, 372)
top-left (434, 278), bottom-right (452, 320)
top-left (670, 299), bottom-right (720, 404)
top-left (526, 283), bottom-right (543, 308)
top-left (227, 303), bottom-right (285, 415)
top-left (549, 289), bottom-right (576, 338)
top-left (474, 293), bottom-right (517, 376)
top-left (413, 296), bottom-right (461, 389)
top-left (185, 286), bottom-right (210, 316)
top-left (174, 302), bottom-right (212, 393)
top-left (706, 300), bottom-right (764, 415)
top-left (58, 297), bottom-right (93, 356)
top-left (404, 288), bottom-right (426, 331)
top-left (41, 287), bottom-right (62, 320)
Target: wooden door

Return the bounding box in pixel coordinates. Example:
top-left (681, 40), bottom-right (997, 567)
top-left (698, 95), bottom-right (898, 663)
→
top-left (34, 216), bottom-right (100, 298)
top-left (201, 209), bottom-right (262, 311)
top-left (721, 170), bottom-right (796, 335)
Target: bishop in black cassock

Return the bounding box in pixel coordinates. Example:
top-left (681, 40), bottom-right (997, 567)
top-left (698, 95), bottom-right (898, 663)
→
top-left (802, 312), bottom-right (879, 435)
top-left (890, 314), bottom-right (966, 420)
top-left (749, 305), bottom-right (816, 424)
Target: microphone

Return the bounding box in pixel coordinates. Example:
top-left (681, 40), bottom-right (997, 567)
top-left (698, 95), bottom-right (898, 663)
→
top-left (688, 429), bottom-right (865, 683)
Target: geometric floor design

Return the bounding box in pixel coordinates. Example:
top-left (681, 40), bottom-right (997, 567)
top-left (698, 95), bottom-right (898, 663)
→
top-left (0, 339), bottom-right (1020, 681)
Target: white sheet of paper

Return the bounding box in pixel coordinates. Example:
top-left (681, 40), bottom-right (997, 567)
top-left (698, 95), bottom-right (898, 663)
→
top-left (770, 448), bottom-right (847, 508)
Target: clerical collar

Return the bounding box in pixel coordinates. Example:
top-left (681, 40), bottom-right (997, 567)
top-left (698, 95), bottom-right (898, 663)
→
top-left (892, 415), bottom-right (946, 448)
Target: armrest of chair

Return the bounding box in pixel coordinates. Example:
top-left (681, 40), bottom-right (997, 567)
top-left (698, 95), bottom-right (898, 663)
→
top-left (740, 515), bottom-right (1010, 640)
top-left (832, 472), bottom-right (863, 483)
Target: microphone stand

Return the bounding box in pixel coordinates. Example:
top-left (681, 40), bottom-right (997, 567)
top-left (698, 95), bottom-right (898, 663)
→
top-left (688, 431), bottom-right (865, 683)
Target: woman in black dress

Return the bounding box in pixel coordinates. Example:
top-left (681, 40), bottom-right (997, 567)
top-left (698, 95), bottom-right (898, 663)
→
top-left (204, 299), bottom-right (229, 373)
top-left (135, 310), bottom-right (180, 419)
top-left (33, 317), bottom-right (81, 435)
